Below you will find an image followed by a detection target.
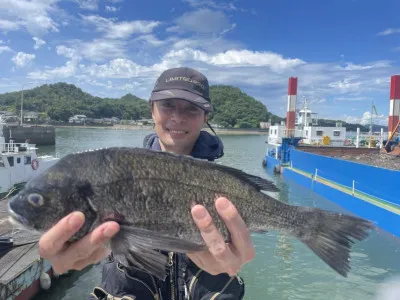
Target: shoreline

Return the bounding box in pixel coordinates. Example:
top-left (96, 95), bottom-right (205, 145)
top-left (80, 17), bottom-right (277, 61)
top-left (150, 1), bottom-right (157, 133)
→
top-left (54, 124), bottom-right (269, 135)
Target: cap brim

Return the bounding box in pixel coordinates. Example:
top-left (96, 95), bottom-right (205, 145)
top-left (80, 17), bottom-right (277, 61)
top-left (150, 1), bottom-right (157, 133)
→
top-left (150, 89), bottom-right (213, 112)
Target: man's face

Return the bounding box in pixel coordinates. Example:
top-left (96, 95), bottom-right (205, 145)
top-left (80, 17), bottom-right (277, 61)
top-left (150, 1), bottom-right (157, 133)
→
top-left (151, 99), bottom-right (208, 154)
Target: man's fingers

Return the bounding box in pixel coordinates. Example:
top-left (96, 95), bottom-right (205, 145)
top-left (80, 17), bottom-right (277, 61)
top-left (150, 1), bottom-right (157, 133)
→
top-left (46, 221), bottom-right (119, 275)
top-left (187, 251), bottom-right (220, 276)
top-left (191, 204), bottom-right (234, 263)
top-left (215, 197), bottom-right (255, 262)
top-left (65, 221), bottom-right (119, 263)
top-left (72, 246), bottom-right (110, 271)
top-left (39, 211), bottom-right (85, 258)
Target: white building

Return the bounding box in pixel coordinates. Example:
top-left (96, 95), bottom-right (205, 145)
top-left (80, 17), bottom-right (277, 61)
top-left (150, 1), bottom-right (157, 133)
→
top-left (69, 115), bottom-right (87, 124)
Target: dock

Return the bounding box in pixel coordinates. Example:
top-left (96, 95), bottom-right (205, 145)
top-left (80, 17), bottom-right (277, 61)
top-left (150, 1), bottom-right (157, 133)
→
top-left (0, 199), bottom-right (53, 300)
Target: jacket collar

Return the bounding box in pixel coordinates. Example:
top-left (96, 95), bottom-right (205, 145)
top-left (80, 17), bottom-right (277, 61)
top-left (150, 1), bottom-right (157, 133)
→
top-left (143, 131), bottom-right (224, 161)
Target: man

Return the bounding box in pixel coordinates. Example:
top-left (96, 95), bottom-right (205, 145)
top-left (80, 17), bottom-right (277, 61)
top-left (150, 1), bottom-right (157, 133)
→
top-left (38, 67), bottom-right (255, 299)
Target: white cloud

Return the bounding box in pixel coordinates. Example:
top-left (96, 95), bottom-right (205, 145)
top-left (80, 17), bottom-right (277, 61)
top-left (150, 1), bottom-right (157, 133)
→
top-left (105, 5), bottom-right (118, 12)
top-left (56, 45), bottom-right (80, 60)
top-left (80, 39), bottom-right (127, 61)
top-left (74, 0), bottom-right (99, 11)
top-left (171, 9), bottom-right (234, 34)
top-left (33, 37), bottom-right (46, 50)
top-left (28, 61), bottom-right (78, 80)
top-left (164, 48), bottom-right (305, 71)
top-left (81, 15), bottom-right (160, 39)
top-left (82, 58), bottom-right (144, 78)
top-left (328, 77), bottom-right (362, 93)
top-left (358, 111), bottom-right (387, 126)
top-left (134, 35), bottom-right (166, 46)
top-left (170, 36), bottom-right (243, 53)
top-left (12, 52), bottom-right (35, 68)
top-left (340, 61), bottom-right (391, 71)
top-left (0, 46), bottom-right (12, 54)
top-left (377, 28), bottom-right (400, 36)
top-left (0, 19), bottom-right (20, 31)
top-left (0, 0), bottom-right (59, 36)
top-left (334, 96), bottom-right (371, 101)
top-left (53, 39), bottom-right (127, 63)
top-left (183, 0), bottom-right (251, 13)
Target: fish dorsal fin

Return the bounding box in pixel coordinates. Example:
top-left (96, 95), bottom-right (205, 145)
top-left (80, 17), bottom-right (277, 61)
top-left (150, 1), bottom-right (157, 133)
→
top-left (133, 148), bottom-right (280, 193)
top-left (210, 163), bottom-right (280, 192)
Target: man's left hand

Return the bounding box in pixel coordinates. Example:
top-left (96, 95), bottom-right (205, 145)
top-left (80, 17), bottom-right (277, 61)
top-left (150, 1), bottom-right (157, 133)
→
top-left (187, 197), bottom-right (255, 276)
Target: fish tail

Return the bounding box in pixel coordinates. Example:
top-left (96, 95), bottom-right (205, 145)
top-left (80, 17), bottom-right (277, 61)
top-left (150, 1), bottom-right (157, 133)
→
top-left (295, 208), bottom-right (374, 277)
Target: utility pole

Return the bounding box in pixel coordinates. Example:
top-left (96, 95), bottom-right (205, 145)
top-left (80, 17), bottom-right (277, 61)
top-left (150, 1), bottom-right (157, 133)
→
top-left (20, 88), bottom-right (24, 126)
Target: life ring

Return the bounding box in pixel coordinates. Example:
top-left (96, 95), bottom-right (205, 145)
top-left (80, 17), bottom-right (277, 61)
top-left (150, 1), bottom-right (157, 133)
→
top-left (31, 159), bottom-right (39, 170)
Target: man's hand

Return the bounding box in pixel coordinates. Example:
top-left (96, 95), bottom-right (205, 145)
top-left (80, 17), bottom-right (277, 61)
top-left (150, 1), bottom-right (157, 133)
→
top-left (38, 212), bottom-right (120, 274)
top-left (187, 197), bottom-right (255, 276)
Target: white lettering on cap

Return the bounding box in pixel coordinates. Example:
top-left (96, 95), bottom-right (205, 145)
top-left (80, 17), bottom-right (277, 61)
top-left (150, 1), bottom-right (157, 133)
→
top-left (165, 76), bottom-right (205, 90)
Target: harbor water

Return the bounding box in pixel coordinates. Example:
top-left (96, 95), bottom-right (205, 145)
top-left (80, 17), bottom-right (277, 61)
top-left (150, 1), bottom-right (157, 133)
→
top-left (33, 127), bottom-right (400, 300)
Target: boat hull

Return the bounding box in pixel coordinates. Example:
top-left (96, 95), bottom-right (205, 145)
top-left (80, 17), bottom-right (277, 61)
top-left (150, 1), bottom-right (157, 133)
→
top-left (264, 145), bottom-right (400, 238)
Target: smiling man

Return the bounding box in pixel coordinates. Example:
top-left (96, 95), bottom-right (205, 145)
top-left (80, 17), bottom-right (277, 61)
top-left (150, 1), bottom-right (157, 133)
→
top-left (37, 67), bottom-right (254, 300)
top-left (144, 67), bottom-right (224, 160)
top-left (93, 67), bottom-right (254, 299)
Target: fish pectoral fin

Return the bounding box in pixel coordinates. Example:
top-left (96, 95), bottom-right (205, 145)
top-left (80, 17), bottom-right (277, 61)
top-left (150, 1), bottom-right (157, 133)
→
top-left (110, 225), bottom-right (205, 280)
top-left (113, 245), bottom-right (169, 280)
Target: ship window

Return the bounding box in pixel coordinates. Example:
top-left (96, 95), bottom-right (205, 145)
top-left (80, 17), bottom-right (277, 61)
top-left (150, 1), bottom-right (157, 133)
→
top-left (17, 157), bottom-right (21, 164)
top-left (7, 156), bottom-right (14, 167)
top-left (306, 130), bottom-right (308, 136)
top-left (0, 157), bottom-right (4, 167)
top-left (316, 130), bottom-right (323, 136)
top-left (333, 131), bottom-right (341, 137)
top-left (24, 156), bottom-right (31, 165)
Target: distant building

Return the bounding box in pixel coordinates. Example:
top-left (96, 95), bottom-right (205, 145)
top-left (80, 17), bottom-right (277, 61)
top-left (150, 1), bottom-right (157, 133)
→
top-left (69, 115), bottom-right (87, 124)
top-left (23, 111), bottom-right (40, 123)
top-left (260, 122), bottom-right (270, 129)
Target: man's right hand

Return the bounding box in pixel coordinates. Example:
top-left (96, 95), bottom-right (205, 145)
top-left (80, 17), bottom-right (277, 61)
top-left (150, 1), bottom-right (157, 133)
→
top-left (38, 211), bottom-right (120, 274)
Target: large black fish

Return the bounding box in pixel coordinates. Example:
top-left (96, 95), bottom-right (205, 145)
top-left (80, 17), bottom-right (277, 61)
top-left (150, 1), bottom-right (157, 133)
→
top-left (7, 147), bottom-right (374, 279)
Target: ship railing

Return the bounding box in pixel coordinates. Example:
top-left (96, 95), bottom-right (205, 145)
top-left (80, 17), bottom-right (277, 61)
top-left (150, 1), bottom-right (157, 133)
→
top-left (0, 142), bottom-right (36, 154)
top-left (312, 168), bottom-right (400, 209)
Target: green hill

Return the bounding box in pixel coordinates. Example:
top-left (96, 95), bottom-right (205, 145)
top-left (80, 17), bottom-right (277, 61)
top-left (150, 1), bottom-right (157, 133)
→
top-left (209, 85), bottom-right (281, 128)
top-left (0, 82), bottom-right (372, 131)
top-left (0, 83), bottom-right (278, 128)
top-left (0, 83), bottom-right (152, 122)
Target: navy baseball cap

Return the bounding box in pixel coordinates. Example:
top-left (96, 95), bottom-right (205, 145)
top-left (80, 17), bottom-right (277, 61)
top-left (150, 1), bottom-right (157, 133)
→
top-left (149, 67), bottom-right (213, 112)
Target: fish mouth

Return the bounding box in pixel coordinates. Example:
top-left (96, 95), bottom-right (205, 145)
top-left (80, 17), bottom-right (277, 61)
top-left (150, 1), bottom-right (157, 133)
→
top-left (7, 200), bottom-right (30, 227)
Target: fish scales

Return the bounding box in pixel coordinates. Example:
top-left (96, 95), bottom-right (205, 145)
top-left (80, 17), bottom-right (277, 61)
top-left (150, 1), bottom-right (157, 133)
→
top-left (7, 147), bottom-right (375, 280)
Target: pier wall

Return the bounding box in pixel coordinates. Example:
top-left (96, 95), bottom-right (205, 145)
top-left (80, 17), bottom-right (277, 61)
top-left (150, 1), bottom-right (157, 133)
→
top-left (2, 125), bottom-right (55, 145)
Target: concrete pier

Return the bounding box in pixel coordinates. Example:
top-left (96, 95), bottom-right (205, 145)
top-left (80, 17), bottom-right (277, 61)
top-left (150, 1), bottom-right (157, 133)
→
top-left (2, 125), bottom-right (55, 146)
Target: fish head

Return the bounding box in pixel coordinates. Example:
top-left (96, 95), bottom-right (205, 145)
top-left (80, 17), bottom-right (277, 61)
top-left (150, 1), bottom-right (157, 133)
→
top-left (7, 167), bottom-right (97, 237)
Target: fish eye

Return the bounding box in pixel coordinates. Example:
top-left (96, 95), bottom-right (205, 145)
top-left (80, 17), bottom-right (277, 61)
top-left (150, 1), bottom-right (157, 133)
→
top-left (28, 193), bottom-right (44, 207)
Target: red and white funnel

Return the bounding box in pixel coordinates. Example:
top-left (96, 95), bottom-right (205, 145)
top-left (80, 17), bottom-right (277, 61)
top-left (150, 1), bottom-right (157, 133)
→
top-left (286, 77), bottom-right (297, 137)
top-left (388, 75), bottom-right (400, 136)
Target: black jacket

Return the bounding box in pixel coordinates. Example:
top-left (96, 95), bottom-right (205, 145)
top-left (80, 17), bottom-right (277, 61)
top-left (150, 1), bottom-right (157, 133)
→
top-left (89, 131), bottom-right (245, 300)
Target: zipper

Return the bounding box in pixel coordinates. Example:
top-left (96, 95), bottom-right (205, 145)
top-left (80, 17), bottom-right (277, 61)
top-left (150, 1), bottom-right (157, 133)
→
top-left (169, 252), bottom-right (175, 300)
top-left (117, 262), bottom-right (159, 300)
top-left (188, 269), bottom-right (203, 299)
top-left (209, 276), bottom-right (235, 300)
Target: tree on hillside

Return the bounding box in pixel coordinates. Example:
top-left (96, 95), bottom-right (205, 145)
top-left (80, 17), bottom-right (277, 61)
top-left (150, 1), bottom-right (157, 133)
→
top-left (209, 85), bottom-right (277, 128)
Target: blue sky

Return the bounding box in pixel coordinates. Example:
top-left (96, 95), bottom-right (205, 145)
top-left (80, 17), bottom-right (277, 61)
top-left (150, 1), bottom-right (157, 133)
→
top-left (0, 0), bottom-right (399, 125)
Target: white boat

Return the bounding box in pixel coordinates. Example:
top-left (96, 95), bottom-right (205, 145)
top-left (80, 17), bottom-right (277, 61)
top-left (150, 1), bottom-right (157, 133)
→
top-left (268, 99), bottom-right (347, 146)
top-left (0, 119), bottom-right (59, 196)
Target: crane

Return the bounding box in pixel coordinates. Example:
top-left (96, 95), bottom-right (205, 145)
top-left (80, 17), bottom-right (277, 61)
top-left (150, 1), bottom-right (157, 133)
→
top-left (381, 120), bottom-right (400, 155)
